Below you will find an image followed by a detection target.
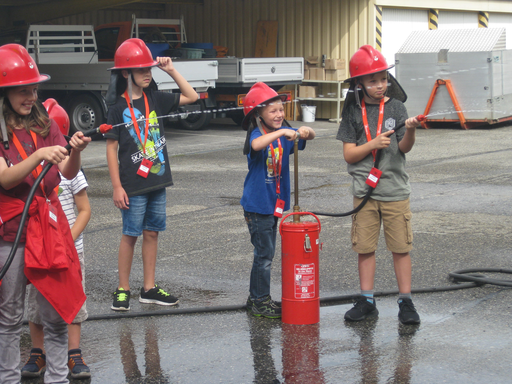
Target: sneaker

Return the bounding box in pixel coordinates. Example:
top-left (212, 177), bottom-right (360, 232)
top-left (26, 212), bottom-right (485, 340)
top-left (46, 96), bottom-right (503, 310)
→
top-left (111, 288), bottom-right (131, 311)
top-left (21, 348), bottom-right (46, 378)
top-left (398, 298), bottom-right (421, 325)
top-left (68, 348), bottom-right (91, 379)
top-left (344, 296), bottom-right (379, 321)
top-left (247, 295), bottom-right (282, 319)
top-left (139, 285), bottom-right (179, 306)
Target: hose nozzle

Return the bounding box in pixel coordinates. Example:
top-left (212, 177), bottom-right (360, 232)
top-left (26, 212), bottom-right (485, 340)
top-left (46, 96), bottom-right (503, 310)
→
top-left (417, 114), bottom-right (427, 122)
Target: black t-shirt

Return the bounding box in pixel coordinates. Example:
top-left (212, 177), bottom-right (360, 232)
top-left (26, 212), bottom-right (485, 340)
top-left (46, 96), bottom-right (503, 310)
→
top-left (105, 89), bottom-right (179, 196)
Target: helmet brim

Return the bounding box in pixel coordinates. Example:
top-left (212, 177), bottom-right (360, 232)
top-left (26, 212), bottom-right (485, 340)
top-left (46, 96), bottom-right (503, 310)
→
top-left (343, 64), bottom-right (395, 83)
top-left (241, 94), bottom-right (288, 130)
top-left (108, 61), bottom-right (159, 71)
top-left (0, 74), bottom-right (51, 88)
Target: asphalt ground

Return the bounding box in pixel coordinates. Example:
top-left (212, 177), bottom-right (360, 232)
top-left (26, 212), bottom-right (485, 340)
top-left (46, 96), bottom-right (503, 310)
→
top-left (20, 116), bottom-right (512, 384)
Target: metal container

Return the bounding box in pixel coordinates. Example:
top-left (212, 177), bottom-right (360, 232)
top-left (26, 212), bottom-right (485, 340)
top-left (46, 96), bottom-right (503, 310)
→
top-left (395, 28), bottom-right (512, 128)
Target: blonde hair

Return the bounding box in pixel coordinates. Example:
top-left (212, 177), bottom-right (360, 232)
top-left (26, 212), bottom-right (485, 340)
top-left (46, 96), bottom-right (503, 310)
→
top-left (0, 88), bottom-right (51, 142)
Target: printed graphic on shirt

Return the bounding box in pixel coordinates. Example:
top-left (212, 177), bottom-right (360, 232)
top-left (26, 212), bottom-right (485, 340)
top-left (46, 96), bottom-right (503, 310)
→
top-left (385, 118), bottom-right (396, 131)
top-left (123, 107), bottom-right (166, 176)
top-left (266, 146), bottom-right (280, 181)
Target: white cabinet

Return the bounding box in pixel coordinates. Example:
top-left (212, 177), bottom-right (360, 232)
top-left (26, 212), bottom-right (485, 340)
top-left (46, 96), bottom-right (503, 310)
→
top-left (294, 80), bottom-right (346, 123)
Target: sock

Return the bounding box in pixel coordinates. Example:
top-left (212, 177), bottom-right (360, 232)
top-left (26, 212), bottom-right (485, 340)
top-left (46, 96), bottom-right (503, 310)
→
top-left (361, 290), bottom-right (374, 304)
top-left (398, 293), bottom-right (412, 303)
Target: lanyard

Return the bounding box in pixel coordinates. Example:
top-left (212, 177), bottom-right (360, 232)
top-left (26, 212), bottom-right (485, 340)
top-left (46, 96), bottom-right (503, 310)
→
top-left (263, 130), bottom-right (283, 195)
top-left (361, 98), bottom-right (385, 162)
top-left (124, 91), bottom-right (150, 155)
top-left (11, 130), bottom-right (46, 196)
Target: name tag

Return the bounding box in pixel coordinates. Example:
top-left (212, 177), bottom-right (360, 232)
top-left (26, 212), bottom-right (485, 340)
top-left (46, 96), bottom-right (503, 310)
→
top-left (136, 158), bottom-right (153, 178)
top-left (365, 167), bottom-right (382, 188)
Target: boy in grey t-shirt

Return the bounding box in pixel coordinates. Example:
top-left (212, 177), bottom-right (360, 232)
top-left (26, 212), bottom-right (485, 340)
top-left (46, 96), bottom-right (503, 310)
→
top-left (337, 45), bottom-right (421, 325)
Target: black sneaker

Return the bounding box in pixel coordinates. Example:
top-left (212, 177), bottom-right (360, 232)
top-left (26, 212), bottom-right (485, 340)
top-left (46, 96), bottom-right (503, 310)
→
top-left (398, 298), bottom-right (421, 325)
top-left (21, 348), bottom-right (46, 378)
top-left (68, 348), bottom-right (91, 379)
top-left (139, 285), bottom-right (179, 306)
top-left (247, 295), bottom-right (282, 318)
top-left (111, 288), bottom-right (131, 311)
top-left (344, 296), bottom-right (379, 321)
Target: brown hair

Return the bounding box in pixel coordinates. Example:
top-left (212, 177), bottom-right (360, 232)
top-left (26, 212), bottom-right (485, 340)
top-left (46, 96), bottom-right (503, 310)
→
top-left (0, 87), bottom-right (51, 142)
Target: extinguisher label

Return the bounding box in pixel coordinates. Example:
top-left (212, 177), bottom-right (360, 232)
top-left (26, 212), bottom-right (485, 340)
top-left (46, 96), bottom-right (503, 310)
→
top-left (294, 263), bottom-right (315, 299)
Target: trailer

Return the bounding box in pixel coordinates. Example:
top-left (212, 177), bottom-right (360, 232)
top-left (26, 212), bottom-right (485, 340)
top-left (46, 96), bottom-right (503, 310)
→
top-left (395, 28), bottom-right (512, 129)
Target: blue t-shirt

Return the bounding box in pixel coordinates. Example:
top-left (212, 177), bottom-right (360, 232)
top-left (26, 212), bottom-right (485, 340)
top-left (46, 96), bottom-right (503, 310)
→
top-left (240, 127), bottom-right (306, 215)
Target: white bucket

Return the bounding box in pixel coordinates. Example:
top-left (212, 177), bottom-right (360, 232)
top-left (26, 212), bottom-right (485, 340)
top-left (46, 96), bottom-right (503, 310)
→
top-left (301, 105), bottom-right (316, 123)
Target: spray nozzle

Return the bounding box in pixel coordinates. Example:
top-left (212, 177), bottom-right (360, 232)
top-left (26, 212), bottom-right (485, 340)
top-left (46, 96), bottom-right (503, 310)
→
top-left (417, 114), bottom-right (427, 122)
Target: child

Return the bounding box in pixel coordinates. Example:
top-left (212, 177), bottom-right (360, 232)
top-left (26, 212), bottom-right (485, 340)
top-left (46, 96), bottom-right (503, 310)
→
top-left (0, 44), bottom-right (90, 383)
top-left (104, 38), bottom-right (198, 311)
top-left (22, 100), bottom-right (92, 380)
top-left (336, 45), bottom-right (420, 325)
top-left (241, 82), bottom-right (316, 318)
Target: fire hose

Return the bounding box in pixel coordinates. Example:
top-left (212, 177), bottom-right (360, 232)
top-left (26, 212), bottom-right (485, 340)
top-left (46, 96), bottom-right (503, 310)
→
top-left (0, 124), bottom-right (112, 284)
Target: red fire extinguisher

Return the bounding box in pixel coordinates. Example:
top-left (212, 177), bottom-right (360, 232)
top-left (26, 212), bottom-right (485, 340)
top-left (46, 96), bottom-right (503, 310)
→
top-left (280, 212), bottom-right (321, 325)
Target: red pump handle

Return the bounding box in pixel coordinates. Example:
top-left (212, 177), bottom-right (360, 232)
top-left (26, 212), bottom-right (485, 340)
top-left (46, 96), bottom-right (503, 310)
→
top-left (279, 212), bottom-right (322, 236)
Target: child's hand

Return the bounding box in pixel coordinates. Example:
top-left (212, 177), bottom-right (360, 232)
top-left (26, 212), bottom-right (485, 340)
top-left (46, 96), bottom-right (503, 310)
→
top-left (113, 186), bottom-right (130, 210)
top-left (156, 56), bottom-right (175, 73)
top-left (282, 129), bottom-right (298, 141)
top-left (297, 126), bottom-right (312, 139)
top-left (69, 131), bottom-right (91, 152)
top-left (38, 146), bottom-right (69, 164)
top-left (405, 117), bottom-right (419, 129)
top-left (372, 129), bottom-right (394, 150)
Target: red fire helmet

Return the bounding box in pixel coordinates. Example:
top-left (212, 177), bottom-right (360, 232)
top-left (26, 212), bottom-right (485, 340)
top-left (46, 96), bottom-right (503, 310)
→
top-left (241, 82), bottom-right (287, 130)
top-left (109, 38), bottom-right (159, 70)
top-left (0, 44), bottom-right (50, 88)
top-left (43, 98), bottom-right (70, 136)
top-left (346, 45), bottom-right (394, 82)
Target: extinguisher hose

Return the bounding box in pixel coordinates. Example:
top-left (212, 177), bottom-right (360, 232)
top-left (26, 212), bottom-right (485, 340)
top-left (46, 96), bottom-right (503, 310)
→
top-left (0, 125), bottom-right (112, 283)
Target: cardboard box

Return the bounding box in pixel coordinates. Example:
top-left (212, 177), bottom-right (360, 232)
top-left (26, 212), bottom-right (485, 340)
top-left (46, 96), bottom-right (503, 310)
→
top-left (298, 85), bottom-right (317, 98)
top-left (325, 59), bottom-right (345, 70)
top-left (309, 67), bottom-right (325, 80)
top-left (305, 55), bottom-right (319, 69)
top-left (325, 69), bottom-right (346, 81)
top-left (303, 68), bottom-right (310, 80)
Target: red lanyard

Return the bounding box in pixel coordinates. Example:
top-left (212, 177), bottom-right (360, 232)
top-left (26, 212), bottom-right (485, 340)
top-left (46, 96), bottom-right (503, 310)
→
top-left (264, 131), bottom-right (283, 195)
top-left (124, 91), bottom-right (150, 155)
top-left (361, 98), bottom-right (385, 162)
top-left (11, 130), bottom-right (46, 196)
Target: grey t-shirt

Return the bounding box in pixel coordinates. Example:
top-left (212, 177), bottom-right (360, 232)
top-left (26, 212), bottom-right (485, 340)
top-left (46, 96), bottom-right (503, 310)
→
top-left (336, 98), bottom-right (411, 201)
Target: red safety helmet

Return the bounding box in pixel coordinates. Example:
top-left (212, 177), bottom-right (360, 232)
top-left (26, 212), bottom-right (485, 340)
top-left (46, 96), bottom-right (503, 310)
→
top-left (241, 82), bottom-right (287, 130)
top-left (345, 45), bottom-right (394, 83)
top-left (43, 98), bottom-right (70, 136)
top-left (0, 44), bottom-right (50, 88)
top-left (108, 38), bottom-right (159, 70)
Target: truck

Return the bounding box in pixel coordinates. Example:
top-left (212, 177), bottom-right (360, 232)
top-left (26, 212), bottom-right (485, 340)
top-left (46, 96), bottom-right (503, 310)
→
top-left (22, 16), bottom-right (304, 132)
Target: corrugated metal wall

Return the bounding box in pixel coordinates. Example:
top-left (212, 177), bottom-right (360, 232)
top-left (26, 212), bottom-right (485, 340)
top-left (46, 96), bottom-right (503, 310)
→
top-left (52, 0), bottom-right (376, 121)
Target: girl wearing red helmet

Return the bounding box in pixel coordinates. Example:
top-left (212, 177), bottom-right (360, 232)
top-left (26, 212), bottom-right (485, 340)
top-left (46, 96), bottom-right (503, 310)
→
top-left (0, 44), bottom-right (90, 383)
top-left (337, 45), bottom-right (421, 325)
top-left (104, 38), bottom-right (198, 311)
top-left (240, 82), bottom-right (316, 318)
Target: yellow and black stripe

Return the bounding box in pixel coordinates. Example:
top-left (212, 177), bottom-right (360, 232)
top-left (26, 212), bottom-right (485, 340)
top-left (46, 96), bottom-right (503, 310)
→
top-left (375, 5), bottom-right (382, 51)
top-left (478, 11), bottom-right (489, 28)
top-left (429, 9), bottom-right (439, 30)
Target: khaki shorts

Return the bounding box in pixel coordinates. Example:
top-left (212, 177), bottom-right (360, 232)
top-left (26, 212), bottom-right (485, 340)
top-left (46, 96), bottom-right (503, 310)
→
top-left (351, 197), bottom-right (413, 254)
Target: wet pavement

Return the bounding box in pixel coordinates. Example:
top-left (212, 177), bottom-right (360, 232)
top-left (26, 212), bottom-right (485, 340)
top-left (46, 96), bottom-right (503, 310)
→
top-left (20, 117), bottom-right (512, 383)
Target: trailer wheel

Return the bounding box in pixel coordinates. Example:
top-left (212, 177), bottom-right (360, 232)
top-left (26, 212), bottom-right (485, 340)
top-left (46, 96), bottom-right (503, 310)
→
top-left (69, 94), bottom-right (105, 134)
top-left (178, 100), bottom-right (212, 130)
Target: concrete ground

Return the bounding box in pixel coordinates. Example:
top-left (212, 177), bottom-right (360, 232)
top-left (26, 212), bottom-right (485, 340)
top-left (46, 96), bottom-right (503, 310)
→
top-left (20, 116), bottom-right (512, 384)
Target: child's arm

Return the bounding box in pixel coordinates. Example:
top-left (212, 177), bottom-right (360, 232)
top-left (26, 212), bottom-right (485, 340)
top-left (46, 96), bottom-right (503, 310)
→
top-left (251, 129), bottom-right (296, 152)
top-left (296, 126), bottom-right (316, 140)
top-left (0, 145), bottom-right (69, 190)
top-left (398, 117), bottom-right (419, 154)
top-left (156, 56), bottom-right (199, 106)
top-left (70, 188), bottom-right (91, 241)
top-left (106, 139), bottom-right (129, 209)
top-left (342, 129), bottom-right (395, 164)
top-left (58, 131), bottom-right (91, 181)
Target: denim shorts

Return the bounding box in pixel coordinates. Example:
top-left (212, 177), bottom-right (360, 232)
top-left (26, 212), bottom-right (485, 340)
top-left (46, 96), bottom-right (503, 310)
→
top-left (121, 188), bottom-right (167, 237)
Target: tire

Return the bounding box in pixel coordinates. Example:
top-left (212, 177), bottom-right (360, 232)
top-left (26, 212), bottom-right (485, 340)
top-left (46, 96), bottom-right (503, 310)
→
top-left (69, 94), bottom-right (105, 134)
top-left (178, 100), bottom-right (212, 131)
